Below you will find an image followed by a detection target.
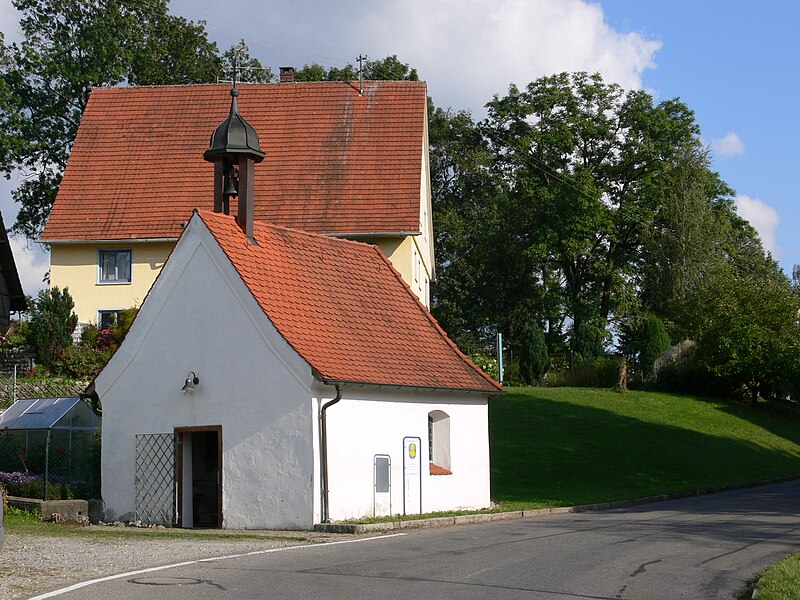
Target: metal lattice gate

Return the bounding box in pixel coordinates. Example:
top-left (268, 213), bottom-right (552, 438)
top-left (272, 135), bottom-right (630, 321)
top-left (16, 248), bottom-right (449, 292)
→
top-left (134, 433), bottom-right (176, 526)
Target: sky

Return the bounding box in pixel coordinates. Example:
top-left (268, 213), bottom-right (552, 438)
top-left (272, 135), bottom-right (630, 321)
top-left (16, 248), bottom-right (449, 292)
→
top-left (0, 0), bottom-right (797, 297)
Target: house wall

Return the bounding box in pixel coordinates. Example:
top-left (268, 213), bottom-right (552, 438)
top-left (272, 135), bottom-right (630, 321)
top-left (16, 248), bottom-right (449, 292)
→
top-left (372, 236), bottom-right (431, 308)
top-left (96, 225), bottom-right (317, 529)
top-left (418, 108), bottom-right (435, 281)
top-left (321, 385), bottom-right (490, 521)
top-left (50, 241), bottom-right (175, 324)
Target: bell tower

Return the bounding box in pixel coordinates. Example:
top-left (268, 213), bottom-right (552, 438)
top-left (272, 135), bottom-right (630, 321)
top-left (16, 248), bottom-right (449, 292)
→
top-left (203, 87), bottom-right (265, 242)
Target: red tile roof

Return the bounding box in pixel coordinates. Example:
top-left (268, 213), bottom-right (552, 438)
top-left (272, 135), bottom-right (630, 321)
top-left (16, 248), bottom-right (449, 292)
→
top-left (197, 210), bottom-right (500, 394)
top-left (42, 81), bottom-right (427, 242)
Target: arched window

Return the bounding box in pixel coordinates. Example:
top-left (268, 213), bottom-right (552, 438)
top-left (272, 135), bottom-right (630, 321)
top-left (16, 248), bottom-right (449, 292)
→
top-left (428, 410), bottom-right (451, 475)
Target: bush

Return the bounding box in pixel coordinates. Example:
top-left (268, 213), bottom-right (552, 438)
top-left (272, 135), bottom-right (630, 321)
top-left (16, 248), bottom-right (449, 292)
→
top-left (654, 361), bottom-right (727, 397)
top-left (469, 352), bottom-right (499, 381)
top-left (79, 324), bottom-right (100, 348)
top-left (500, 361), bottom-right (525, 386)
top-left (52, 345), bottom-right (113, 379)
top-left (28, 287), bottom-right (78, 368)
top-left (639, 315), bottom-right (671, 376)
top-left (96, 328), bottom-right (116, 351)
top-left (548, 356), bottom-right (624, 388)
top-left (113, 307), bottom-right (138, 343)
top-left (5, 320), bottom-right (31, 346)
top-left (518, 322), bottom-right (549, 385)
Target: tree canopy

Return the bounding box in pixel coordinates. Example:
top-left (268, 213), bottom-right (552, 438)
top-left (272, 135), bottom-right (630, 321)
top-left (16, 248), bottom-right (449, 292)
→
top-left (0, 0), bottom-right (225, 239)
top-left (1, 24), bottom-right (792, 402)
top-left (428, 71), bottom-right (796, 399)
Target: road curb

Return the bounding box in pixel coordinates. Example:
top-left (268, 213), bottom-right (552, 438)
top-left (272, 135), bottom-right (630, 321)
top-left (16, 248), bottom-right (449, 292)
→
top-left (314, 474), bottom-right (800, 534)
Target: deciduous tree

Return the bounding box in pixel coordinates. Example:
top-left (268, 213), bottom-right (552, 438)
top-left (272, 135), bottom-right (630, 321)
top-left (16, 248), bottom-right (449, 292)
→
top-left (1, 0), bottom-right (222, 239)
top-left (682, 261), bottom-right (800, 403)
top-left (481, 72), bottom-right (710, 351)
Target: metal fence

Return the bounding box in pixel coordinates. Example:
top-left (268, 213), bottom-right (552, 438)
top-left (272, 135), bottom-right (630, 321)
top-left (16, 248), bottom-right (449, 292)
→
top-left (0, 427), bottom-right (100, 499)
top-left (0, 367), bottom-right (90, 410)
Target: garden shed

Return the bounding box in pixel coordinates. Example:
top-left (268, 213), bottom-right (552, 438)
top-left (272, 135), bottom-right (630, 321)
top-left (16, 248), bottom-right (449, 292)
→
top-left (0, 397), bottom-right (101, 499)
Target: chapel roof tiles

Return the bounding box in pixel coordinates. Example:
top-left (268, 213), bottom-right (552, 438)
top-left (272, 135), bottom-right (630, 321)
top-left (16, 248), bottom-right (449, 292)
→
top-left (42, 81), bottom-right (427, 242)
top-left (197, 210), bottom-right (500, 394)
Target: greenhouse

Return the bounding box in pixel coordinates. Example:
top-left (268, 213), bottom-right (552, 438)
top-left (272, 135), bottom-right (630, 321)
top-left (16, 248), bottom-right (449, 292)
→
top-left (0, 397), bottom-right (101, 499)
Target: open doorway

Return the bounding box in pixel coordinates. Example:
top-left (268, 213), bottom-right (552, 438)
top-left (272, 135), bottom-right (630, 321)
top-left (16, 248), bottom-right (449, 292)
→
top-left (176, 427), bottom-right (221, 528)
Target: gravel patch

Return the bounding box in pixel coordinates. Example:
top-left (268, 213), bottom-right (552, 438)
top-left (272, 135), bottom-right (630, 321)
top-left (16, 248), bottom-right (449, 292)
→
top-left (0, 527), bottom-right (357, 599)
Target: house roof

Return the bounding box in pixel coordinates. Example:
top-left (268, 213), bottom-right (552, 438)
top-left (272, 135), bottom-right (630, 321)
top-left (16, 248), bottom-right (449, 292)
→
top-left (41, 81), bottom-right (427, 242)
top-left (197, 210), bottom-right (500, 394)
top-left (0, 212), bottom-right (26, 312)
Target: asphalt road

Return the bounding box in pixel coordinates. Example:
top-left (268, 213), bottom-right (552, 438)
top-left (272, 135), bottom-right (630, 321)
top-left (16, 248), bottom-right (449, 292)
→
top-left (38, 480), bottom-right (800, 600)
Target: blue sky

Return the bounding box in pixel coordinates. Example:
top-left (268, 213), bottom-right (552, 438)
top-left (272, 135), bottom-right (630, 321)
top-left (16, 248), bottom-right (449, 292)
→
top-left (602, 1), bottom-right (799, 271)
top-left (0, 0), bottom-right (797, 293)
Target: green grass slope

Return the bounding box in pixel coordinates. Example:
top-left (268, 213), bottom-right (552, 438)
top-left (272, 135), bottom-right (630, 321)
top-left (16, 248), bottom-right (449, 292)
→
top-left (491, 387), bottom-right (800, 510)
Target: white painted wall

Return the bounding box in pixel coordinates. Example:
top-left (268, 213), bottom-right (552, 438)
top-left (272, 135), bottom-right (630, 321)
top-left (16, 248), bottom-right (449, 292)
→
top-left (319, 384), bottom-right (490, 521)
top-left (97, 218), bottom-right (318, 529)
top-left (97, 213), bottom-right (492, 530)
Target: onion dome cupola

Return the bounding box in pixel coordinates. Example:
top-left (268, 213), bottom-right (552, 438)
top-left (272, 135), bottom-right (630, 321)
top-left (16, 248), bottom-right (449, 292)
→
top-left (204, 87), bottom-right (265, 243)
top-left (203, 88), bottom-right (265, 164)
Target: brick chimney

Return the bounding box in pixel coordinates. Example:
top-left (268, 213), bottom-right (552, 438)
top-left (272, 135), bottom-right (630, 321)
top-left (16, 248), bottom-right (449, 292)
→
top-left (279, 67), bottom-right (295, 83)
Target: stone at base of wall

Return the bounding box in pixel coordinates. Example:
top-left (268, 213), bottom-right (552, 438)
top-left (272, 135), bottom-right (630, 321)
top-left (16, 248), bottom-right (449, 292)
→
top-left (88, 498), bottom-right (104, 523)
top-left (8, 496), bottom-right (89, 523)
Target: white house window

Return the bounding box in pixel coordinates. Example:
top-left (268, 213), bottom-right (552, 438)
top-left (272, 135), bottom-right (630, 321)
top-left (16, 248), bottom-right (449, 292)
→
top-left (98, 249), bottom-right (131, 283)
top-left (98, 310), bottom-right (122, 329)
top-left (428, 410), bottom-right (451, 475)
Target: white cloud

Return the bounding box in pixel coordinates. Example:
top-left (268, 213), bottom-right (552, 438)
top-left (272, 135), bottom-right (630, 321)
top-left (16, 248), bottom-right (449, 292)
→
top-left (710, 132), bottom-right (745, 158)
top-left (171, 0), bottom-right (662, 117)
top-left (355, 0), bottom-right (662, 115)
top-left (735, 195), bottom-right (782, 258)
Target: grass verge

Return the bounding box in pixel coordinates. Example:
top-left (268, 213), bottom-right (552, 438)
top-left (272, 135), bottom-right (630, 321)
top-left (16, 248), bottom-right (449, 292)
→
top-left (4, 506), bottom-right (310, 541)
top-left (747, 552), bottom-right (800, 599)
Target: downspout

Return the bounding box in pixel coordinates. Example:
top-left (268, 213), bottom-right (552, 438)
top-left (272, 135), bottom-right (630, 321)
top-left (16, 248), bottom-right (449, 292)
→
top-left (320, 384), bottom-right (343, 523)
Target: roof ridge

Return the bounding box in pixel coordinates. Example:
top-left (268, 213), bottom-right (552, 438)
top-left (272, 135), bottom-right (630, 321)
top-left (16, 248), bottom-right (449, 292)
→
top-left (366, 244), bottom-right (503, 392)
top-left (91, 80), bottom-right (426, 92)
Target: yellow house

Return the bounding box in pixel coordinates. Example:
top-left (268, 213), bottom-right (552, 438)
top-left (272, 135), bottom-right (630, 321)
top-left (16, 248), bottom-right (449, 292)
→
top-left (41, 79), bottom-right (434, 327)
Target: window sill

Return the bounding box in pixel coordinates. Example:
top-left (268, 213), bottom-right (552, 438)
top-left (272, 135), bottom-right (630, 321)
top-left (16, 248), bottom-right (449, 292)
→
top-left (96, 281), bottom-right (132, 285)
top-left (429, 463), bottom-right (452, 476)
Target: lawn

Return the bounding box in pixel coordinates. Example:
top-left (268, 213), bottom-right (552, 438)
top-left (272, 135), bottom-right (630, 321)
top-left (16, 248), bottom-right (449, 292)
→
top-left (491, 387), bottom-right (800, 510)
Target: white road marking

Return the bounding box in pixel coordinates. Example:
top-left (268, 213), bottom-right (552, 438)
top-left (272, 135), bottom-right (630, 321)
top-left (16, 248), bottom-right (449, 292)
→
top-left (27, 533), bottom-right (408, 599)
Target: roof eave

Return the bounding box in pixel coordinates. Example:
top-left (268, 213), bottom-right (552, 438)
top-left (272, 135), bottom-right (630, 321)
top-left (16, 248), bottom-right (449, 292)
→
top-left (0, 216), bottom-right (26, 305)
top-left (325, 231), bottom-right (421, 239)
top-left (314, 374), bottom-right (503, 396)
top-left (40, 237), bottom-right (181, 244)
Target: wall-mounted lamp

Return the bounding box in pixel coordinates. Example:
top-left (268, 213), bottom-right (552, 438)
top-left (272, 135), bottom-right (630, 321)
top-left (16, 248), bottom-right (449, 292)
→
top-left (182, 371), bottom-right (199, 393)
